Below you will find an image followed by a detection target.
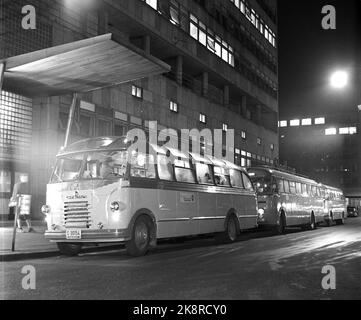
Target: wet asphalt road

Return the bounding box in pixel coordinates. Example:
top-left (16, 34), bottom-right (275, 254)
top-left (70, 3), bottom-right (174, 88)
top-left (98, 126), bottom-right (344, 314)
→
top-left (2, 218), bottom-right (361, 300)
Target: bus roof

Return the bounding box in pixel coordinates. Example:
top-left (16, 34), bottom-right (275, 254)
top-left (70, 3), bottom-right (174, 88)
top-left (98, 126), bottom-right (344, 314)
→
top-left (57, 136), bottom-right (247, 172)
top-left (248, 166), bottom-right (319, 185)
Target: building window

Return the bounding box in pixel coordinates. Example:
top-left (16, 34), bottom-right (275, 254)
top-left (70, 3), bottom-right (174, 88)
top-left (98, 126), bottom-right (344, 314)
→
top-left (339, 127), bottom-right (357, 135)
top-left (279, 121), bottom-right (287, 128)
top-left (189, 14), bottom-right (234, 67)
top-left (315, 117), bottom-right (325, 125)
top-left (302, 118), bottom-right (312, 126)
top-left (241, 130), bottom-right (247, 140)
top-left (325, 128), bottom-right (337, 136)
top-left (223, 123), bottom-right (228, 132)
top-left (270, 144), bottom-right (275, 151)
top-left (229, 0), bottom-right (277, 48)
top-left (257, 138), bottom-right (262, 145)
top-left (199, 113), bottom-right (207, 124)
top-left (170, 101), bottom-right (179, 113)
top-left (132, 85), bottom-right (143, 99)
top-left (290, 119), bottom-right (300, 127)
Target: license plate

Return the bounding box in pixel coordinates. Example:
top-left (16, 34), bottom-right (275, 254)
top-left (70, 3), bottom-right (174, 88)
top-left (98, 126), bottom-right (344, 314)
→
top-left (66, 229), bottom-right (82, 240)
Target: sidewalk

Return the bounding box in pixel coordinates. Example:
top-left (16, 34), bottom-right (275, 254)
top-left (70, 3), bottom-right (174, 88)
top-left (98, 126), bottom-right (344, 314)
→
top-left (1, 224), bottom-right (121, 262)
top-left (0, 225), bottom-right (59, 261)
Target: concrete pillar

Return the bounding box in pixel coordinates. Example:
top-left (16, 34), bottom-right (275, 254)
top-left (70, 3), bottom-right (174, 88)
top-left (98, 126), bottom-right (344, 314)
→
top-left (202, 72), bottom-right (208, 97)
top-left (241, 95), bottom-right (247, 117)
top-left (31, 97), bottom-right (61, 219)
top-left (176, 55), bottom-right (183, 86)
top-left (0, 62), bottom-right (5, 93)
top-left (223, 85), bottom-right (229, 106)
top-left (143, 35), bottom-right (151, 55)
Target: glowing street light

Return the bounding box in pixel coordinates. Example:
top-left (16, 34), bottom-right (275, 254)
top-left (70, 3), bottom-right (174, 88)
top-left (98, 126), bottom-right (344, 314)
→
top-left (330, 71), bottom-right (349, 89)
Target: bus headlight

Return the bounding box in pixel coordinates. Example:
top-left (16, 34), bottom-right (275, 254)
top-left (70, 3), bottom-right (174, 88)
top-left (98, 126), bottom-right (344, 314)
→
top-left (41, 205), bottom-right (51, 214)
top-left (110, 201), bottom-right (127, 212)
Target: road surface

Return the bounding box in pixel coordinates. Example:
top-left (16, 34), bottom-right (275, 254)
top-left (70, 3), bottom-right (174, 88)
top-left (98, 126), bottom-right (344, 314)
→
top-left (1, 218), bottom-right (361, 300)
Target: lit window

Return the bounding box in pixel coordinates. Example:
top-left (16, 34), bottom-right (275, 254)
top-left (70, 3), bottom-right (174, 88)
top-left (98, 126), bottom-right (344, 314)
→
top-left (257, 138), bottom-right (262, 145)
top-left (302, 118), bottom-right (312, 126)
top-left (290, 119), bottom-right (300, 127)
top-left (170, 101), bottom-right (178, 113)
top-left (339, 127), bottom-right (349, 135)
top-left (241, 131), bottom-right (246, 139)
top-left (144, 0), bottom-right (157, 10)
top-left (199, 113), bottom-right (207, 124)
top-left (132, 85), bottom-right (143, 99)
top-left (270, 144), bottom-right (275, 151)
top-left (189, 14), bottom-right (235, 67)
top-left (325, 128), bottom-right (337, 136)
top-left (223, 123), bottom-right (228, 132)
top-left (279, 121), bottom-right (287, 128)
top-left (349, 127), bottom-right (357, 135)
top-left (315, 117), bottom-right (325, 125)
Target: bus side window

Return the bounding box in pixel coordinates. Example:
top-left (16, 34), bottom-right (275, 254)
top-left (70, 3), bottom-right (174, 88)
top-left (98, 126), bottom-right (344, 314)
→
top-left (242, 173), bottom-right (254, 191)
top-left (283, 180), bottom-right (290, 193)
top-left (296, 182), bottom-right (302, 195)
top-left (289, 181), bottom-right (296, 194)
top-left (214, 166), bottom-right (231, 187)
top-left (195, 163), bottom-right (214, 185)
top-left (130, 154), bottom-right (156, 179)
top-left (157, 155), bottom-right (174, 181)
top-left (277, 179), bottom-right (284, 193)
top-left (174, 159), bottom-right (196, 184)
top-left (230, 169), bottom-right (244, 189)
top-left (301, 184), bottom-right (307, 196)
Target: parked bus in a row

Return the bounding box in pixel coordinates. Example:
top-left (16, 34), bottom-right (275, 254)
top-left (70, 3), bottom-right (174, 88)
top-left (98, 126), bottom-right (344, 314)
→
top-left (42, 136), bottom-right (258, 257)
top-left (247, 166), bottom-right (347, 234)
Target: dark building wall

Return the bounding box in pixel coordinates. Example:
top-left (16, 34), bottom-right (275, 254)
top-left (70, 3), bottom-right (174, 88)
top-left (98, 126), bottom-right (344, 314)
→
top-left (0, 0), bottom-right (279, 218)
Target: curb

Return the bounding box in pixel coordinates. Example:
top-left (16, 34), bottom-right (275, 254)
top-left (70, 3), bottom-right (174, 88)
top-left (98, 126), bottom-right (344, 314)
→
top-left (1, 244), bottom-right (122, 262)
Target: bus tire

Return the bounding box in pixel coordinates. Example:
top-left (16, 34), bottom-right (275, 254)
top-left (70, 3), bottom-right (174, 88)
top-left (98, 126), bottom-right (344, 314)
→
top-left (275, 212), bottom-right (286, 235)
top-left (216, 214), bottom-right (239, 243)
top-left (126, 216), bottom-right (152, 257)
top-left (57, 243), bottom-right (82, 256)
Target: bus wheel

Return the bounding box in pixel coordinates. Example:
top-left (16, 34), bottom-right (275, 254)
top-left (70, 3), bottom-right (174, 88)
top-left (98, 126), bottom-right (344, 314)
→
top-left (216, 215), bottom-right (239, 243)
top-left (57, 243), bottom-right (82, 256)
top-left (126, 216), bottom-right (151, 257)
top-left (275, 212), bottom-right (286, 235)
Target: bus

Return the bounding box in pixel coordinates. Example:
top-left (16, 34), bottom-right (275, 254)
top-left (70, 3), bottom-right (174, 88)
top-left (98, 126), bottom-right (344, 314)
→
top-left (43, 136), bottom-right (258, 256)
top-left (247, 166), bottom-right (346, 234)
top-left (320, 184), bottom-right (347, 226)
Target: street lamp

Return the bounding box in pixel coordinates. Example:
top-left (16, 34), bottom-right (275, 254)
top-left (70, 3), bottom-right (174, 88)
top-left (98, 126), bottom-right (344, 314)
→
top-left (330, 70), bottom-right (349, 89)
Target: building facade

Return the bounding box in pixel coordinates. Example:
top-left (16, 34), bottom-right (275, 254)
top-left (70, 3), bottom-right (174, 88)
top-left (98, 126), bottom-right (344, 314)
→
top-left (279, 109), bottom-right (361, 207)
top-left (0, 0), bottom-right (279, 219)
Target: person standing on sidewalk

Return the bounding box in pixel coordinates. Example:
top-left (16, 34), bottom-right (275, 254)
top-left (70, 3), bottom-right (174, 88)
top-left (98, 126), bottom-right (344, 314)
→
top-left (10, 174), bottom-right (33, 233)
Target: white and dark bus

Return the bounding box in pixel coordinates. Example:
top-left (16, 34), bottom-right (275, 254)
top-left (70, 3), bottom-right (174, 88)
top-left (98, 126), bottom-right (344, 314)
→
top-left (43, 136), bottom-right (258, 256)
top-left (247, 166), bottom-right (347, 234)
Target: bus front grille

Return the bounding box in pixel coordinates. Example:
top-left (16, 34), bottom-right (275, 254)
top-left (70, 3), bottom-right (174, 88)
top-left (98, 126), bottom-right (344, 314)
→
top-left (63, 201), bottom-right (92, 229)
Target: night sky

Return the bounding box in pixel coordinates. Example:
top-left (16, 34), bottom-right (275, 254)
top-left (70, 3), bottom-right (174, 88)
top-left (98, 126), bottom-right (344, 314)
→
top-left (278, 0), bottom-right (361, 119)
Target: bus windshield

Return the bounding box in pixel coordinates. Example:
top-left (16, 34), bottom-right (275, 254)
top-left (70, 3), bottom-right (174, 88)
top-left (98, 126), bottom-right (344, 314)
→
top-left (248, 170), bottom-right (276, 194)
top-left (51, 151), bottom-right (128, 183)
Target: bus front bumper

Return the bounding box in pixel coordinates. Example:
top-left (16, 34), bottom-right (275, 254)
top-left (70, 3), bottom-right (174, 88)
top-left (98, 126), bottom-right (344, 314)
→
top-left (45, 229), bottom-right (131, 243)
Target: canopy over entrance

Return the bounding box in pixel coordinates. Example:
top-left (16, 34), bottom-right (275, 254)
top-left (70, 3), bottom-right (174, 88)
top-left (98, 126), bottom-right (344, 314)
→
top-left (0, 33), bottom-right (170, 97)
